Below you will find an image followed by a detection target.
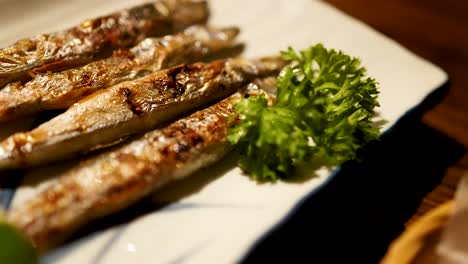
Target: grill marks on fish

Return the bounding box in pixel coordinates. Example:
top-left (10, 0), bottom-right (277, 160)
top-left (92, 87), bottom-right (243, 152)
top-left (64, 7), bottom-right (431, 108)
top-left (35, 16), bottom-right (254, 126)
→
top-left (0, 26), bottom-right (240, 122)
top-left (114, 60), bottom-right (225, 116)
top-left (0, 0), bottom-right (209, 87)
top-left (120, 87), bottom-right (142, 117)
top-left (0, 57), bottom-right (286, 170)
top-left (7, 79), bottom-right (277, 251)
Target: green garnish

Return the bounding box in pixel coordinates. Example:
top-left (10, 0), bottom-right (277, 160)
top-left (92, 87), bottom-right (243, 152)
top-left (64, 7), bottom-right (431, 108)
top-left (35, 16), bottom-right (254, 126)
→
top-left (228, 44), bottom-right (380, 181)
top-left (0, 213), bottom-right (39, 264)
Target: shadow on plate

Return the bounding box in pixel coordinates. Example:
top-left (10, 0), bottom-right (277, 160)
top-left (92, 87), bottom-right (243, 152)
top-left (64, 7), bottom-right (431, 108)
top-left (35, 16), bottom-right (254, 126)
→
top-left (242, 81), bottom-right (466, 263)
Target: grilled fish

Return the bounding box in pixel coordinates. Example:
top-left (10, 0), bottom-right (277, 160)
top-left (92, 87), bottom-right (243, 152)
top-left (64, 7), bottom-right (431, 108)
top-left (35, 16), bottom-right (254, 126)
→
top-left (0, 0), bottom-right (209, 87)
top-left (0, 58), bottom-right (286, 170)
top-left (7, 78), bottom-right (277, 252)
top-left (0, 25), bottom-right (241, 122)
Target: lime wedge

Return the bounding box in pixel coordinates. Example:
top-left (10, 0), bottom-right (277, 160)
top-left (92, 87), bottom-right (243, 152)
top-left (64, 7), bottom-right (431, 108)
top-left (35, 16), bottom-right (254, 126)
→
top-left (0, 219), bottom-right (38, 264)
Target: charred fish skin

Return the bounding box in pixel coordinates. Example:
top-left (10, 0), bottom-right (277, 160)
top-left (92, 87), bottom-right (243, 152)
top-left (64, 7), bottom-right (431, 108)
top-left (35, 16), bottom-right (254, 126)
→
top-left (7, 78), bottom-right (277, 252)
top-left (0, 57), bottom-right (286, 170)
top-left (0, 26), bottom-right (241, 122)
top-left (0, 0), bottom-right (209, 88)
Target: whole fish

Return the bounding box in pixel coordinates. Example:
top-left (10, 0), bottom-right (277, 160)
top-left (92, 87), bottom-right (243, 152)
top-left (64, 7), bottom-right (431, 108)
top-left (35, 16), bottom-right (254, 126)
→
top-left (0, 0), bottom-right (209, 87)
top-left (0, 25), bottom-right (241, 122)
top-left (0, 58), bottom-right (286, 170)
top-left (7, 77), bottom-right (277, 252)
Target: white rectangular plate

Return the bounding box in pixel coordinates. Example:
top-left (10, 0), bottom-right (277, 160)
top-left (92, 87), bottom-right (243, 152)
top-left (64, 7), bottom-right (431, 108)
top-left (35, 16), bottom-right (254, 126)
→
top-left (2, 0), bottom-right (447, 263)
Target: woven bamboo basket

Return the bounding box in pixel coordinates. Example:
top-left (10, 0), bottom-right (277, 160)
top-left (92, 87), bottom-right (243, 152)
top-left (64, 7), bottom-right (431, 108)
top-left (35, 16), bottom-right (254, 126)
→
top-left (381, 201), bottom-right (454, 264)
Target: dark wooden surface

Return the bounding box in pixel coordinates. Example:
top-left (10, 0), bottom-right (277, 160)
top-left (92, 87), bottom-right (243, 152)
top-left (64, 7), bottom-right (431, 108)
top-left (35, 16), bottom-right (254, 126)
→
top-left (325, 0), bottom-right (468, 143)
top-left (243, 1), bottom-right (467, 263)
top-left (325, 0), bottom-right (468, 254)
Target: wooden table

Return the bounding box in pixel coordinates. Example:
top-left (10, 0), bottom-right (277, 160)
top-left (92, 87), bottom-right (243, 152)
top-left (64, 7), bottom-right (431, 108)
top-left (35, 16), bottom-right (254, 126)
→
top-left (244, 1), bottom-right (467, 263)
top-left (326, 0), bottom-right (468, 255)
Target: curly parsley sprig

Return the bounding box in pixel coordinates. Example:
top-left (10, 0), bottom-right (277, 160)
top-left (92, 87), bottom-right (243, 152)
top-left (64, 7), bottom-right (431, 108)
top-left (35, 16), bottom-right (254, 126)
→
top-left (228, 44), bottom-right (380, 181)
